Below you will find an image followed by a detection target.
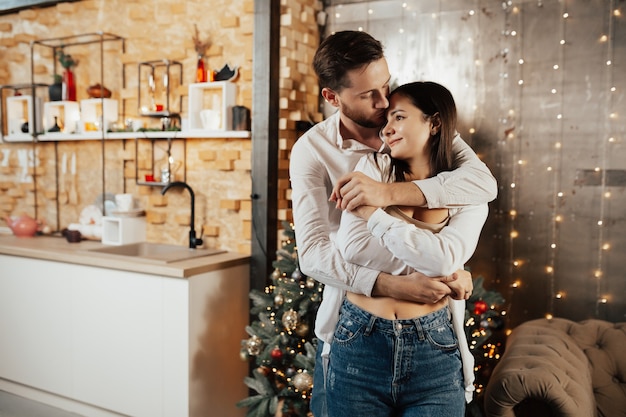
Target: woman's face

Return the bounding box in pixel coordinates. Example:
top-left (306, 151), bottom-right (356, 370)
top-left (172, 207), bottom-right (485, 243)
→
top-left (382, 94), bottom-right (432, 162)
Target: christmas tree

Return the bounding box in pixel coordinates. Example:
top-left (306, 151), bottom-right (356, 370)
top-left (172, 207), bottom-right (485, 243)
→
top-left (238, 222), bottom-right (506, 417)
top-left (464, 275), bottom-right (507, 417)
top-left (237, 222), bottom-right (323, 417)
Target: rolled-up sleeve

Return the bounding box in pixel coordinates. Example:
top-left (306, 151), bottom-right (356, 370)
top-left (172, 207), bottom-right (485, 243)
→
top-left (416, 135), bottom-right (498, 208)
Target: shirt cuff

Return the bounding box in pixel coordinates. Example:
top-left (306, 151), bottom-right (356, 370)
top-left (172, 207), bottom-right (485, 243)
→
top-left (413, 178), bottom-right (444, 209)
top-left (367, 208), bottom-right (396, 239)
top-left (353, 266), bottom-right (380, 297)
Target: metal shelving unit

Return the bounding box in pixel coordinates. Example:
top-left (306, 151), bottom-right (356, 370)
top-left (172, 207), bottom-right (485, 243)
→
top-left (29, 32), bottom-right (125, 228)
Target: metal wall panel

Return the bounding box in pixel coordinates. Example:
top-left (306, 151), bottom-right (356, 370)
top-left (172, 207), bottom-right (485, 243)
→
top-left (324, 0), bottom-right (625, 325)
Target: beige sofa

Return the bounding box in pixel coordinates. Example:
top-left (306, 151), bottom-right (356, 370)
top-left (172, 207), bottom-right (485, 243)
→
top-left (484, 318), bottom-right (626, 417)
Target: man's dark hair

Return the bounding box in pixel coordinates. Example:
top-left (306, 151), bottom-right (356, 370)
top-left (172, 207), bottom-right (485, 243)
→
top-left (313, 30), bottom-right (384, 92)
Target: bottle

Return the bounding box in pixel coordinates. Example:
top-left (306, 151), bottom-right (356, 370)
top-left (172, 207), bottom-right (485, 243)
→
top-left (63, 69), bottom-right (76, 101)
top-left (196, 56), bottom-right (207, 83)
top-left (49, 116), bottom-right (61, 133)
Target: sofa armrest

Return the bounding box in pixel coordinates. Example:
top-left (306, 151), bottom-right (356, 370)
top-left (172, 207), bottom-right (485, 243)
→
top-left (484, 318), bottom-right (596, 417)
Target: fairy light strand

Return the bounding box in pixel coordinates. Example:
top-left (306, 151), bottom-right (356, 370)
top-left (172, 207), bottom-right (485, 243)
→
top-left (506, 1), bottom-right (523, 318)
top-left (595, 0), bottom-right (616, 316)
top-left (544, 0), bottom-right (568, 317)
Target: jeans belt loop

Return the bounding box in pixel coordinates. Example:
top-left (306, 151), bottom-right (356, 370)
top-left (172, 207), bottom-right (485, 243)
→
top-left (364, 314), bottom-right (376, 336)
top-left (412, 318), bottom-right (426, 341)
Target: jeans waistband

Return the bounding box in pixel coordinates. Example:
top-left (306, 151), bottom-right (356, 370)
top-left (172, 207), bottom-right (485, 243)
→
top-left (340, 298), bottom-right (450, 334)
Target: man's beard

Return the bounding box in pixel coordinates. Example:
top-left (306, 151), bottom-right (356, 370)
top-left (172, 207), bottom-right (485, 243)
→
top-left (342, 104), bottom-right (385, 129)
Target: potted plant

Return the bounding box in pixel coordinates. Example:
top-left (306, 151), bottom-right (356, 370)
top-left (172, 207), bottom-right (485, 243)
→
top-left (49, 73), bottom-right (62, 101)
top-left (56, 48), bottom-right (78, 101)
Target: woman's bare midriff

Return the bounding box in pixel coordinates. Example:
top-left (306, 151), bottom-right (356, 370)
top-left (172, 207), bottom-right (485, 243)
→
top-left (345, 204), bottom-right (450, 319)
top-left (346, 292), bottom-right (448, 320)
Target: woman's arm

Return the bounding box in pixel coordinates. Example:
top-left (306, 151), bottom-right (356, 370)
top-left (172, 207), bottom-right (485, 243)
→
top-left (336, 153), bottom-right (489, 277)
top-left (367, 204), bottom-right (488, 276)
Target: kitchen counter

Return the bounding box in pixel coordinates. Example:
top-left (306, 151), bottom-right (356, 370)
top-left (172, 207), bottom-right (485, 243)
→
top-left (0, 234), bottom-right (250, 278)
top-left (0, 233), bottom-right (250, 417)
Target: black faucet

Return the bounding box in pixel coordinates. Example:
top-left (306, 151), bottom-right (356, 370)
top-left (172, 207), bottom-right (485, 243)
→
top-left (161, 181), bottom-right (203, 249)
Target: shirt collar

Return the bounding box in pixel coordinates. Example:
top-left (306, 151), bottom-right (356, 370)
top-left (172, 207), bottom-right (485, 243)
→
top-left (331, 111), bottom-right (386, 151)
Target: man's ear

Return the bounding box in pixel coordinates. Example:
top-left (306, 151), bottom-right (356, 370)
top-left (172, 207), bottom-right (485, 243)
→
top-left (321, 87), bottom-right (340, 108)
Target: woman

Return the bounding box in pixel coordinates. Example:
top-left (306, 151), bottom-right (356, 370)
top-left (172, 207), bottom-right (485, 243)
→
top-left (327, 81), bottom-right (489, 417)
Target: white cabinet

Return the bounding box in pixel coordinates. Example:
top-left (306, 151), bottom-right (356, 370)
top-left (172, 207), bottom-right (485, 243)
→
top-left (43, 100), bottom-right (80, 133)
top-left (80, 98), bottom-right (119, 132)
top-left (0, 254), bottom-right (249, 417)
top-left (4, 94), bottom-right (42, 141)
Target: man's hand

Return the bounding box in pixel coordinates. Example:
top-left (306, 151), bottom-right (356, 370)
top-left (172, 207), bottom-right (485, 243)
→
top-left (372, 271), bottom-right (455, 304)
top-left (330, 172), bottom-right (390, 211)
top-left (330, 172), bottom-right (427, 211)
top-left (446, 269), bottom-right (473, 300)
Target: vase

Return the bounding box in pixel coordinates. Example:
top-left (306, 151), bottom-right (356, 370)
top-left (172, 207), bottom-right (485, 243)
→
top-left (196, 56), bottom-right (207, 83)
top-left (48, 116), bottom-right (61, 133)
top-left (62, 69), bottom-right (76, 101)
top-left (49, 82), bottom-right (62, 101)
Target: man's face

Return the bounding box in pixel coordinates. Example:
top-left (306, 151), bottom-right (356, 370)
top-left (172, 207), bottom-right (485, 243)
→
top-left (335, 58), bottom-right (391, 129)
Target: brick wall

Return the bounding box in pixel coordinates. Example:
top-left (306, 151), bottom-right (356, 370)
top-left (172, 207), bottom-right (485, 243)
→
top-left (0, 0), bottom-right (322, 254)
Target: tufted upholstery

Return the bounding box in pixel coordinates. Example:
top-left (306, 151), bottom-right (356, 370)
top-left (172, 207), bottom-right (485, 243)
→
top-left (484, 318), bottom-right (626, 417)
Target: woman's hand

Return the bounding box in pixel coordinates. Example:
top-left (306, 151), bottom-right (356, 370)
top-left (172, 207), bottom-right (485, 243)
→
top-left (352, 204), bottom-right (377, 220)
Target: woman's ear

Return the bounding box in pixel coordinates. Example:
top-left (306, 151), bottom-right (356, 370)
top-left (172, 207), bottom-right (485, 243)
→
top-left (321, 87), bottom-right (340, 108)
top-left (430, 112), bottom-right (441, 135)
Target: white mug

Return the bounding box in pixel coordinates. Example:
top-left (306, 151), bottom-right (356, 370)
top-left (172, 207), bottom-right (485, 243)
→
top-left (200, 109), bottom-right (221, 130)
top-left (115, 193), bottom-right (134, 212)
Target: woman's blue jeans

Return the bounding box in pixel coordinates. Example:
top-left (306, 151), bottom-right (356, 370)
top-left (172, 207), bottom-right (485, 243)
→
top-left (325, 299), bottom-right (465, 417)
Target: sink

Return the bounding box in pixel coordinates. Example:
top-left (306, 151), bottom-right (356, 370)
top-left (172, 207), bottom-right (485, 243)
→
top-left (86, 242), bottom-right (226, 264)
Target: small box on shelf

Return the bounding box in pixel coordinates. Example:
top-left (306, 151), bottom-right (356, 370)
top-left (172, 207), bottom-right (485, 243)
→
top-left (43, 101), bottom-right (80, 134)
top-left (188, 81), bottom-right (236, 131)
top-left (4, 95), bottom-right (42, 141)
top-left (80, 98), bottom-right (118, 132)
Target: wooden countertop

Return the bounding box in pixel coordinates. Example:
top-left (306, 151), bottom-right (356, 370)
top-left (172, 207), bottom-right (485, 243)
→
top-left (0, 234), bottom-right (250, 278)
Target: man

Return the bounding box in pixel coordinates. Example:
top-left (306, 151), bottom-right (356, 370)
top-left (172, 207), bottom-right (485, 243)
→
top-left (289, 30), bottom-right (497, 417)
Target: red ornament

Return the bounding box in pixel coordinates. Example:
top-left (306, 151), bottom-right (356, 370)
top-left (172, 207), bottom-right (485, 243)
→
top-left (270, 347), bottom-right (283, 361)
top-left (474, 300), bottom-right (488, 315)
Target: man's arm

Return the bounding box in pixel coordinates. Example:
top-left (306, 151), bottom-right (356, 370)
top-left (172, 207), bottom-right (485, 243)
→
top-left (331, 134), bottom-right (497, 211)
top-left (289, 136), bottom-right (378, 295)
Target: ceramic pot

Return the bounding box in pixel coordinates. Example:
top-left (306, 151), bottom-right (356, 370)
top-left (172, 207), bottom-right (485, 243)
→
top-left (4, 214), bottom-right (39, 237)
